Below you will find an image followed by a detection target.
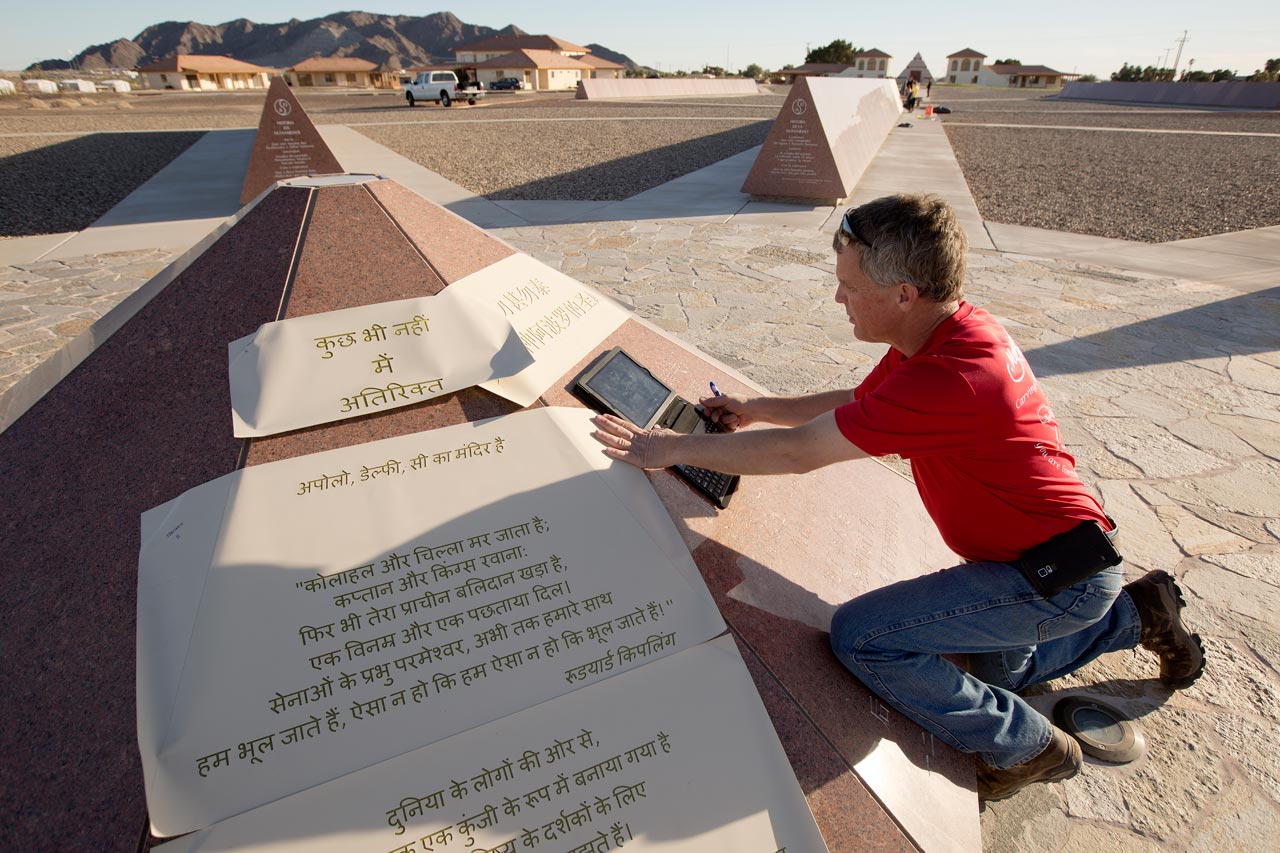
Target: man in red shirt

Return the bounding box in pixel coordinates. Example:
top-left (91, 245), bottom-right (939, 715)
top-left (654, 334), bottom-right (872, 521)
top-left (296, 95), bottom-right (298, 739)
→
top-left (591, 194), bottom-right (1204, 800)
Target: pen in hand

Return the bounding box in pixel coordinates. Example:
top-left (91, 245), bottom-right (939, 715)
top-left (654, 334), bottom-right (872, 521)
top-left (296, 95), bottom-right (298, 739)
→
top-left (709, 381), bottom-right (723, 397)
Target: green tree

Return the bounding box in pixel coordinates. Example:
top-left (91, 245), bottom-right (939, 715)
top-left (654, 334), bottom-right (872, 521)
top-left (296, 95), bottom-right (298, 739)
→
top-left (805, 40), bottom-right (863, 65)
top-left (742, 63), bottom-right (764, 80)
top-left (1247, 59), bottom-right (1277, 82)
top-left (993, 58), bottom-right (1021, 65)
top-left (1079, 73), bottom-right (1098, 82)
top-left (701, 65), bottom-right (726, 77)
top-left (1111, 63), bottom-right (1175, 82)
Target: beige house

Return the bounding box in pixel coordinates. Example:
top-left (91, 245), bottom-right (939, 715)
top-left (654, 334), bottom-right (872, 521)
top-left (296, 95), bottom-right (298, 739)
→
top-left (976, 63), bottom-right (1065, 88)
top-left (467, 49), bottom-right (594, 91)
top-left (578, 53), bottom-right (626, 79)
top-left (140, 54), bottom-right (273, 91)
top-left (454, 34), bottom-right (589, 64)
top-left (285, 57), bottom-right (400, 89)
top-left (944, 48), bottom-right (987, 84)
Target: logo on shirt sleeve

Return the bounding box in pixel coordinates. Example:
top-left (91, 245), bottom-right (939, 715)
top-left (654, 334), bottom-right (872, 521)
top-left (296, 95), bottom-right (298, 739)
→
top-left (1004, 339), bottom-right (1028, 383)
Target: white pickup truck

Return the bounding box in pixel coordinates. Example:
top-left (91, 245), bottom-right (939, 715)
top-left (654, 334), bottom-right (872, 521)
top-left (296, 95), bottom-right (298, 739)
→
top-left (403, 70), bottom-right (483, 107)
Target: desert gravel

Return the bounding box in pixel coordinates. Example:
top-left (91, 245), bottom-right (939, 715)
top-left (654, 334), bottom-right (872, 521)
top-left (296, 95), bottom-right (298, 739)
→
top-left (357, 119), bottom-right (771, 200)
top-left (945, 124), bottom-right (1280, 241)
top-left (0, 131), bottom-right (201, 237)
top-left (940, 109), bottom-right (1280, 133)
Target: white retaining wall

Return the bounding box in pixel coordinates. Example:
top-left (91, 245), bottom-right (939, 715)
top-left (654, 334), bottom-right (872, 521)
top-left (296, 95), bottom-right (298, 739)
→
top-left (577, 78), bottom-right (760, 99)
top-left (1060, 81), bottom-right (1280, 109)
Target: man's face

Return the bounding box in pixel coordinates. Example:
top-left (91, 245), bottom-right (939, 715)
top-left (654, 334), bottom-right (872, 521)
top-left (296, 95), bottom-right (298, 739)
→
top-left (834, 246), bottom-right (899, 345)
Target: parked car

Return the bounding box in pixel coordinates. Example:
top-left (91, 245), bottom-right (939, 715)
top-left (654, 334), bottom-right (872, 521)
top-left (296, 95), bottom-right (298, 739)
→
top-left (490, 78), bottom-right (525, 91)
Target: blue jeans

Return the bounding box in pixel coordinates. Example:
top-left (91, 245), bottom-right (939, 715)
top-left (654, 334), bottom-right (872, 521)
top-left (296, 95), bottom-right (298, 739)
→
top-left (829, 561), bottom-right (1141, 768)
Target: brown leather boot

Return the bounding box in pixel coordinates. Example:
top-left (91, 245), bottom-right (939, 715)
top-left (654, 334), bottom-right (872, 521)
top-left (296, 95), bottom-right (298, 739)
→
top-left (1124, 570), bottom-right (1205, 689)
top-left (976, 726), bottom-right (1082, 801)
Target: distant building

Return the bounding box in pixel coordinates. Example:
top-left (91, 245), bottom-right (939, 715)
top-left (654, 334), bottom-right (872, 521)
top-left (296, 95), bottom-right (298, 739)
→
top-left (895, 53), bottom-right (935, 86)
top-left (140, 55), bottom-right (273, 91)
top-left (944, 49), bottom-right (987, 84)
top-left (452, 34), bottom-right (622, 90)
top-left (467, 49), bottom-right (594, 91)
top-left (285, 57), bottom-right (400, 89)
top-left (454, 34), bottom-right (589, 64)
top-left (785, 50), bottom-right (893, 82)
top-left (577, 53), bottom-right (626, 80)
top-left (977, 63), bottom-right (1065, 88)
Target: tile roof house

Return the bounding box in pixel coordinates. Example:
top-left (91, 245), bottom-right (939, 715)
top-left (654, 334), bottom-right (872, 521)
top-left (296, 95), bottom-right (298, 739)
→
top-left (454, 35), bottom-right (589, 63)
top-left (977, 63), bottom-right (1066, 88)
top-left (468, 49), bottom-right (594, 91)
top-left (139, 54), bottom-right (274, 91)
top-left (284, 56), bottom-right (402, 90)
top-left (787, 50), bottom-right (893, 81)
top-left (944, 48), bottom-right (987, 84)
top-left (577, 53), bottom-right (626, 79)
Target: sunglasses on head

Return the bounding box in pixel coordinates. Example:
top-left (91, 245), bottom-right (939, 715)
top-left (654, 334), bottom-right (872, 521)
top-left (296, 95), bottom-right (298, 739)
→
top-left (836, 209), bottom-right (873, 249)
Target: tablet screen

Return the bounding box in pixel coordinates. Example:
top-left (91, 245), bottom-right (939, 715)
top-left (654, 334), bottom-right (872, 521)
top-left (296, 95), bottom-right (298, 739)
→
top-left (584, 351), bottom-right (671, 427)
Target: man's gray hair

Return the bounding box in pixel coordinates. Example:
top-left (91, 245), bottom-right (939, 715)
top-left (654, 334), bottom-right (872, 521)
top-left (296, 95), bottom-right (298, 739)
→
top-left (836, 194), bottom-right (967, 302)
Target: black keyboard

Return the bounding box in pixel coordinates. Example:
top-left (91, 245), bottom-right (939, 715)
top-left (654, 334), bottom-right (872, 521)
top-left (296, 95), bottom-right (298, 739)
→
top-left (672, 411), bottom-right (739, 509)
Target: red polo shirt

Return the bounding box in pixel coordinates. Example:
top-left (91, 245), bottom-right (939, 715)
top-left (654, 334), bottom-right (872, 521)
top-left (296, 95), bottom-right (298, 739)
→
top-left (834, 302), bottom-right (1108, 562)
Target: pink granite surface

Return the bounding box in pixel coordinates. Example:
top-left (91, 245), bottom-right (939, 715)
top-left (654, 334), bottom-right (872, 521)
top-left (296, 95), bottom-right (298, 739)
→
top-left (0, 187), bottom-right (310, 851)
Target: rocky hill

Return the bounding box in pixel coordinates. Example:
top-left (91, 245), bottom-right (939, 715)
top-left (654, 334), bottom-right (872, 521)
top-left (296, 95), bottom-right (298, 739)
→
top-left (28, 10), bottom-right (637, 71)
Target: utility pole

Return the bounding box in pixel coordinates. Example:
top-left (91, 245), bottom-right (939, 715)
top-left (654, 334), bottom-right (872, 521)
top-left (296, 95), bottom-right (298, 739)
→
top-left (1172, 30), bottom-right (1189, 77)
top-left (1161, 48), bottom-right (1172, 69)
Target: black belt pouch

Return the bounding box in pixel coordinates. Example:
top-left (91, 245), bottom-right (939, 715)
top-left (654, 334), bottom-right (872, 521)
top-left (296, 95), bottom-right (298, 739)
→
top-left (1018, 521), bottom-right (1123, 597)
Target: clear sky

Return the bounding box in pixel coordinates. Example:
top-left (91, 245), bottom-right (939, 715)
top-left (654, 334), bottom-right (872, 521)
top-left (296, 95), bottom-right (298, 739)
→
top-left (2, 1), bottom-right (1276, 78)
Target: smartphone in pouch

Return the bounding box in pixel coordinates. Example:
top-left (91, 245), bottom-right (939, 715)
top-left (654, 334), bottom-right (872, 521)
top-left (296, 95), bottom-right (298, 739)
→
top-left (573, 347), bottom-right (740, 509)
top-left (1018, 520), bottom-right (1123, 596)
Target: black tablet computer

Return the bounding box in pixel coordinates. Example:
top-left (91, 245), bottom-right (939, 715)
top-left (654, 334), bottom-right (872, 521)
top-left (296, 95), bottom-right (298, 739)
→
top-left (574, 347), bottom-right (740, 509)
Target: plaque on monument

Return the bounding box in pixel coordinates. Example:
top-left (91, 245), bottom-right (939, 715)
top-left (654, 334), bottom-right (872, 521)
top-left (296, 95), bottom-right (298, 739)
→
top-left (239, 77), bottom-right (345, 204)
top-left (741, 76), bottom-right (902, 204)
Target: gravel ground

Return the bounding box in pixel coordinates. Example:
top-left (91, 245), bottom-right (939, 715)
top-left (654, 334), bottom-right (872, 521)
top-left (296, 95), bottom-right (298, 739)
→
top-left (0, 131), bottom-right (202, 237)
top-left (941, 109), bottom-right (1280, 133)
top-left (357, 119), bottom-right (772, 200)
top-left (946, 124), bottom-right (1280, 241)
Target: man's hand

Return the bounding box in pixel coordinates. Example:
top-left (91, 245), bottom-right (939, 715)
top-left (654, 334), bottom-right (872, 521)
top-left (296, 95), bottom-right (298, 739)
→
top-left (699, 394), bottom-right (763, 431)
top-left (590, 414), bottom-right (676, 469)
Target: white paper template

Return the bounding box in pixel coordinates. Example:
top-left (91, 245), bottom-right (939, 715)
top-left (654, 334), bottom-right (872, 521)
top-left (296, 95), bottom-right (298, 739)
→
top-left (449, 254), bottom-right (629, 408)
top-left (228, 288), bottom-right (535, 437)
top-left (137, 408), bottom-right (726, 836)
top-left (154, 635), bottom-right (828, 853)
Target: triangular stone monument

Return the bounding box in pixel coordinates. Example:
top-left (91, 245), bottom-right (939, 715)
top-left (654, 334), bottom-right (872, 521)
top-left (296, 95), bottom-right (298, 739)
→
top-left (896, 52), bottom-right (936, 85)
top-left (239, 77), bottom-right (345, 204)
top-left (741, 75), bottom-right (902, 204)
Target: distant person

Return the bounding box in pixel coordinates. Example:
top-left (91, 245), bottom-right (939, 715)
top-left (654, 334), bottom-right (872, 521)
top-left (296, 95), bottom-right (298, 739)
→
top-left (927, 79), bottom-right (933, 98)
top-left (591, 193), bottom-right (1205, 802)
top-left (907, 79), bottom-right (920, 110)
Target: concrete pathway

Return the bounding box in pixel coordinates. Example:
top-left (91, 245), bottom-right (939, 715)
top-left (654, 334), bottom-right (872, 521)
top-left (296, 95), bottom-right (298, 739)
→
top-left (2, 101), bottom-right (1278, 852)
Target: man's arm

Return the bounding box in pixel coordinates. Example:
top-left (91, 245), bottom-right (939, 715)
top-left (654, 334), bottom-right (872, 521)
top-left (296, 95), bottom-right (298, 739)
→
top-left (591, 410), bottom-right (867, 475)
top-left (700, 388), bottom-right (856, 430)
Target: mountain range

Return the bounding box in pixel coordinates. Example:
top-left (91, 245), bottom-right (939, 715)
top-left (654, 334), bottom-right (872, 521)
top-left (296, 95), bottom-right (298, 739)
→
top-left (27, 11), bottom-right (638, 72)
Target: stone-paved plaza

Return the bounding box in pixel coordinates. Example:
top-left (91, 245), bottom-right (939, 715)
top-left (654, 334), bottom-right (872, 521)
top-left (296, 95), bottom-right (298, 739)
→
top-left (1, 85), bottom-right (1278, 851)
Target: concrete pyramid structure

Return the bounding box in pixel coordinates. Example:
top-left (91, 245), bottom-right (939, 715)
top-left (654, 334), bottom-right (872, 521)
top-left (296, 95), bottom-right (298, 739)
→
top-left (239, 77), bottom-right (345, 204)
top-left (741, 75), bottom-right (902, 204)
top-left (0, 176), bottom-right (525, 850)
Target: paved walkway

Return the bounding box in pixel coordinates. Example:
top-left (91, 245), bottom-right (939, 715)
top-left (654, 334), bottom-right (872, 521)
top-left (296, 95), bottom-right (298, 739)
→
top-left (2, 105), bottom-right (1278, 852)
